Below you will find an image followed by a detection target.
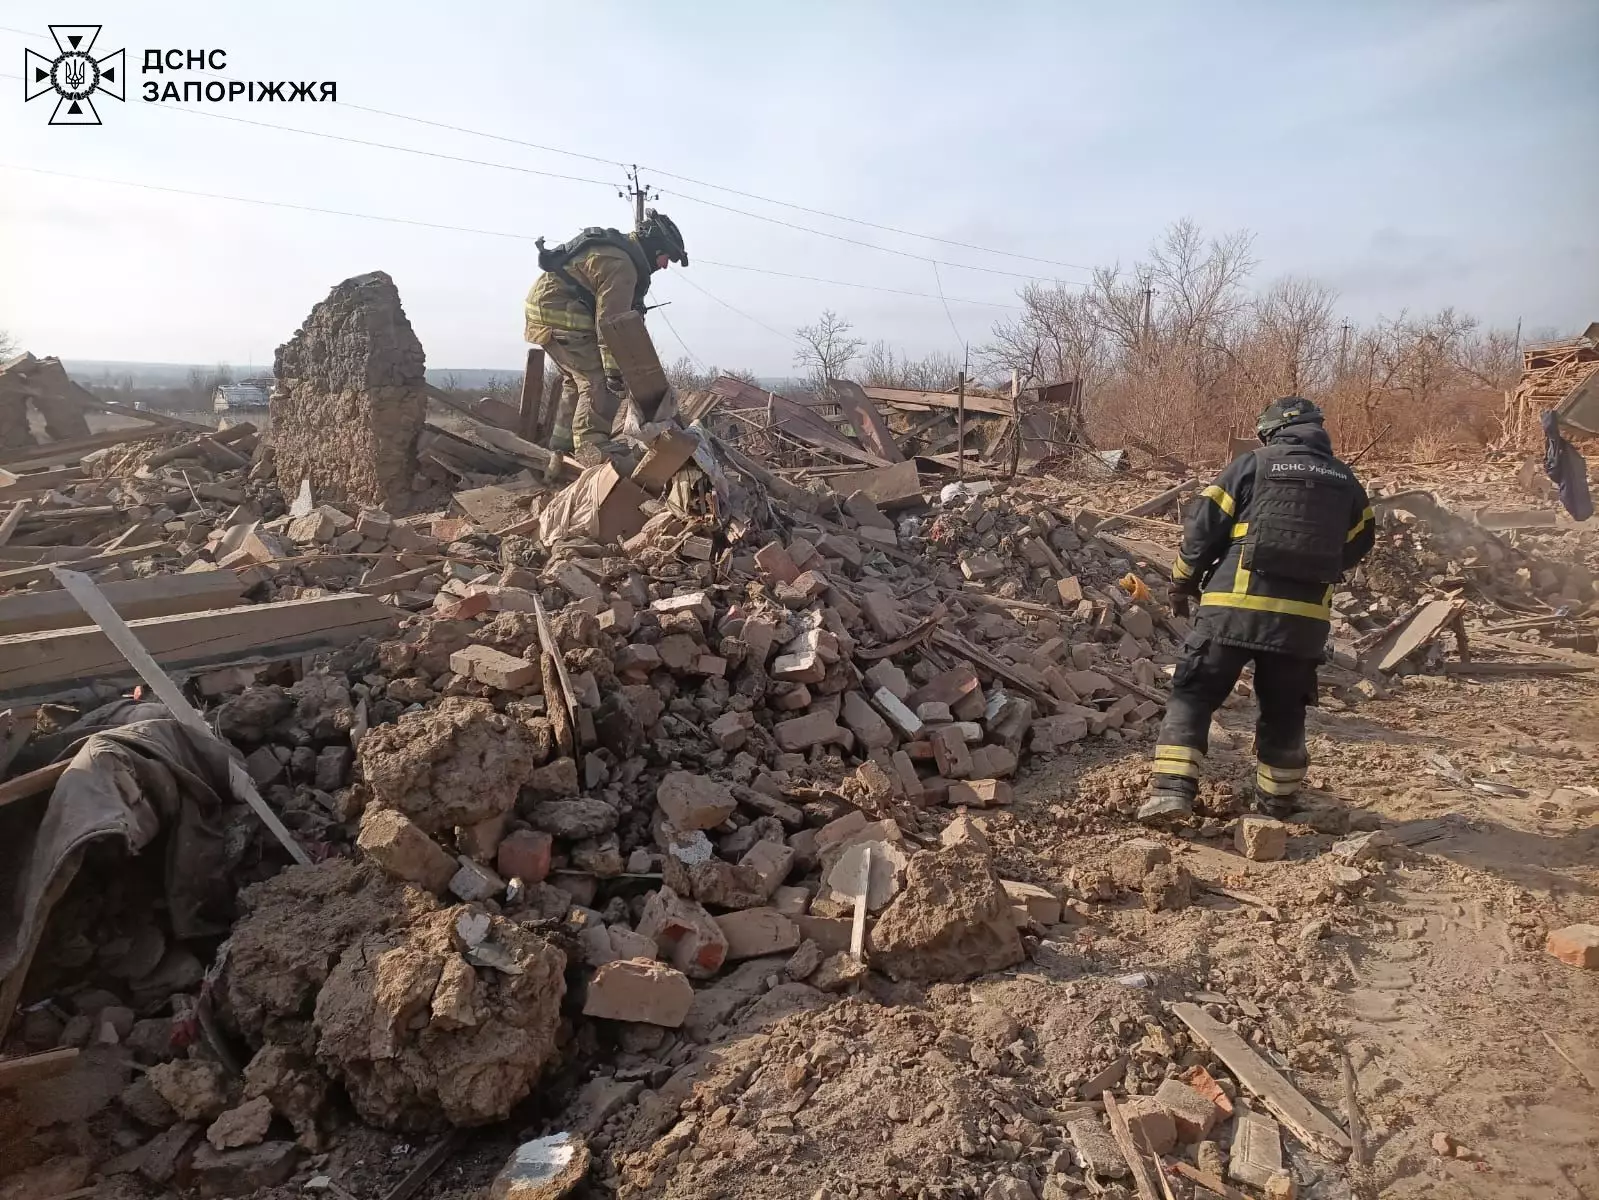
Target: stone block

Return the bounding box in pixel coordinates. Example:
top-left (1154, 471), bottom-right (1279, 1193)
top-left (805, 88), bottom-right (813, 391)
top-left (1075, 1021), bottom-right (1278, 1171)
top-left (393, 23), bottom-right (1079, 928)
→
top-left (1235, 816), bottom-right (1288, 862)
top-left (357, 806), bottom-right (456, 893)
top-left (754, 540), bottom-right (800, 585)
top-left (841, 690), bottom-right (895, 750)
top-left (1547, 924), bottom-right (1599, 968)
top-left (931, 725), bottom-right (973, 778)
top-left (864, 660), bottom-right (911, 699)
top-left (1120, 1094), bottom-right (1177, 1154)
top-left (872, 687), bottom-right (923, 738)
top-left (961, 552), bottom-right (1005, 580)
top-left (583, 959), bottom-right (694, 1027)
top-left (740, 838), bottom-right (796, 897)
top-left (773, 711), bottom-right (848, 752)
top-left (449, 644), bottom-right (539, 690)
top-left (496, 829), bottom-right (553, 883)
top-left (709, 710), bottom-right (754, 751)
top-left (656, 771), bottom-right (738, 831)
top-left (1109, 837), bottom-right (1171, 889)
top-left (1002, 879), bottom-right (1063, 926)
top-left (638, 887), bottom-right (727, 979)
top-left (189, 1141), bottom-right (300, 1197)
top-left (448, 856), bottom-right (505, 902)
top-left (714, 908), bottom-right (801, 960)
top-left (947, 778), bottom-right (1012, 807)
top-left (1153, 1078), bottom-right (1222, 1142)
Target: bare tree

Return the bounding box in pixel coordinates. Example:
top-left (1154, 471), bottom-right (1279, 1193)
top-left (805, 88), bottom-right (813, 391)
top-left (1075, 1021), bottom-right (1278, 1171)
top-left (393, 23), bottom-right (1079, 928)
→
top-left (861, 341), bottom-right (964, 390)
top-left (0, 329), bottom-right (15, 359)
top-left (793, 310), bottom-right (864, 394)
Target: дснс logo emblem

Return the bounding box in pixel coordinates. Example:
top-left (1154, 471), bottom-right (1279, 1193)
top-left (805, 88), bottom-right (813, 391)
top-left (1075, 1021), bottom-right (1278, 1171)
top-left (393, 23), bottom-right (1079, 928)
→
top-left (23, 25), bottom-right (124, 125)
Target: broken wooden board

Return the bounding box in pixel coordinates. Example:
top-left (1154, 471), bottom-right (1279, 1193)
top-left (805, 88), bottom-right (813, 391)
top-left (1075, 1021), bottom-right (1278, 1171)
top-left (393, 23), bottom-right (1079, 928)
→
top-left (708, 376), bottom-right (891, 468)
top-left (0, 594), bottom-right (399, 706)
top-left (0, 542), bottom-right (176, 590)
top-left (0, 466), bottom-right (85, 497)
top-left (1170, 1003), bottom-right (1351, 1161)
top-left (598, 310), bottom-right (671, 419)
top-left (829, 379), bottom-right (904, 463)
top-left (0, 570), bottom-right (244, 636)
top-left (0, 426), bottom-right (175, 472)
top-left (0, 1047), bottom-right (80, 1090)
top-left (1373, 598), bottom-right (1463, 673)
top-left (1468, 630), bottom-right (1599, 669)
top-left (861, 385), bottom-right (1014, 418)
top-left (823, 457), bottom-right (923, 511)
top-left (1441, 660), bottom-right (1592, 676)
top-left (630, 428), bottom-right (700, 496)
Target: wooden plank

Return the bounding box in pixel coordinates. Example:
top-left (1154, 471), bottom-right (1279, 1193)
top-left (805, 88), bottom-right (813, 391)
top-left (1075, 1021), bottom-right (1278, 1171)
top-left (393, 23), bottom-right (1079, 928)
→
top-left (1441, 660), bottom-right (1591, 676)
top-left (598, 311), bottom-right (671, 419)
top-left (0, 1046), bottom-right (80, 1090)
top-left (862, 385), bottom-right (1014, 418)
top-left (0, 542), bottom-right (176, 590)
top-left (1375, 599), bottom-right (1462, 672)
top-left (49, 569), bottom-right (311, 865)
top-left (1102, 1094), bottom-right (1162, 1200)
top-left (830, 379), bottom-right (904, 463)
top-left (1170, 1003), bottom-right (1351, 1160)
top-left (1469, 630), bottom-right (1599, 668)
top-left (0, 570), bottom-right (244, 637)
top-left (823, 458), bottom-right (923, 511)
top-left (0, 427), bottom-right (171, 472)
top-left (517, 346), bottom-right (544, 442)
top-left (1170, 1163), bottom-right (1249, 1200)
top-left (0, 760), bottom-right (70, 808)
top-left (0, 593), bottom-right (399, 706)
top-left (0, 499), bottom-right (29, 549)
top-left (0, 467), bottom-right (85, 496)
top-left (850, 845), bottom-right (871, 962)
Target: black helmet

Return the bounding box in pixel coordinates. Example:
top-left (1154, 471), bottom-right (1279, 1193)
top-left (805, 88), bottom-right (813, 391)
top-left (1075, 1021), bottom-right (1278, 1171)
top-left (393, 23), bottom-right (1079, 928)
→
top-left (638, 208), bottom-right (687, 267)
top-left (1256, 395), bottom-right (1323, 441)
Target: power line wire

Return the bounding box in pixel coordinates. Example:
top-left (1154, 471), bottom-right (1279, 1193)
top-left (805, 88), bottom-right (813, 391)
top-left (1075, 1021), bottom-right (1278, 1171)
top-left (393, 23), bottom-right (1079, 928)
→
top-left (931, 261), bottom-right (968, 352)
top-left (0, 27), bottom-right (1096, 275)
top-left (655, 306), bottom-right (705, 370)
top-left (1, 161), bottom-right (1023, 314)
top-left (670, 273), bottom-right (797, 345)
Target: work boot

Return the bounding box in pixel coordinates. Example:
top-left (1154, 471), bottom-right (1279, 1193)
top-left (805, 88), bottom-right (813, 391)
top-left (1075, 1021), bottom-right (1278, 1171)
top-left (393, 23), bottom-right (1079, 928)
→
top-left (1137, 783), bottom-right (1195, 826)
top-left (1252, 789), bottom-right (1299, 820)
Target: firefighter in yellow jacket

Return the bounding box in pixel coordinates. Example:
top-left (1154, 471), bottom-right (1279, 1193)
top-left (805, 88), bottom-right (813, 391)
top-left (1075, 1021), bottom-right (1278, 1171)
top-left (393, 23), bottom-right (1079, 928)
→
top-left (523, 210), bottom-right (687, 460)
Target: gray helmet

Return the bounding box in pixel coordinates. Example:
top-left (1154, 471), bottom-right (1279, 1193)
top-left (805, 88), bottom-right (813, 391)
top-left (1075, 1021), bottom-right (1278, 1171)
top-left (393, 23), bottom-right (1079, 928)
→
top-left (1256, 395), bottom-right (1324, 441)
top-left (638, 208), bottom-right (687, 267)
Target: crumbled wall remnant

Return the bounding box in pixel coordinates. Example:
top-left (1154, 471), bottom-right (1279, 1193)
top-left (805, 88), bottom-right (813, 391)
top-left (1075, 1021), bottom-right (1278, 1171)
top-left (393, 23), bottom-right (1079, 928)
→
top-left (270, 271), bottom-right (428, 513)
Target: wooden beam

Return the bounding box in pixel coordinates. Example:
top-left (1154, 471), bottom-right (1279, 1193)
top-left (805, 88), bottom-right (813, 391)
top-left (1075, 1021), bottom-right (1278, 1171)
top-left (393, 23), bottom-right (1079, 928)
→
top-left (0, 500), bottom-right (28, 549)
top-left (1102, 1094), bottom-right (1162, 1200)
top-left (0, 427), bottom-right (173, 472)
top-left (0, 570), bottom-right (244, 637)
top-left (50, 569), bottom-right (312, 865)
top-left (0, 593), bottom-right (399, 706)
top-left (0, 467), bottom-right (85, 497)
top-left (0, 1047), bottom-right (80, 1090)
top-left (861, 385), bottom-right (1014, 418)
top-left (0, 759), bottom-right (70, 809)
top-left (829, 379), bottom-right (904, 463)
top-left (1169, 1003), bottom-right (1351, 1160)
top-left (517, 346), bottom-right (544, 442)
top-left (1374, 599), bottom-right (1463, 673)
top-left (821, 458), bottom-right (924, 511)
top-left (0, 542), bottom-right (176, 590)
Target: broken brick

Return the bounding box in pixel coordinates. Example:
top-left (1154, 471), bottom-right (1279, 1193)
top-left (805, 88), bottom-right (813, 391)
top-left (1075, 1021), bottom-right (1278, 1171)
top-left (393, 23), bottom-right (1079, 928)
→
top-left (583, 959), bottom-right (694, 1027)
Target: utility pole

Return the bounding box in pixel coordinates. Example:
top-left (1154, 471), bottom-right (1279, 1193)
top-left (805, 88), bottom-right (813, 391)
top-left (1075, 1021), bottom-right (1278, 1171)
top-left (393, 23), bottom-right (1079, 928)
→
top-left (1338, 320), bottom-right (1351, 375)
top-left (1140, 281), bottom-right (1155, 365)
top-left (956, 370), bottom-right (967, 482)
top-left (620, 165), bottom-right (656, 231)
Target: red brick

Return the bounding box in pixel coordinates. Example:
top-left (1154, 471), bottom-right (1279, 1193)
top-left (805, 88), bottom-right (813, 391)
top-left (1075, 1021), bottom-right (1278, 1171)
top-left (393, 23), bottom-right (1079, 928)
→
top-left (1547, 924), bottom-right (1599, 969)
top-left (496, 829), bottom-right (553, 883)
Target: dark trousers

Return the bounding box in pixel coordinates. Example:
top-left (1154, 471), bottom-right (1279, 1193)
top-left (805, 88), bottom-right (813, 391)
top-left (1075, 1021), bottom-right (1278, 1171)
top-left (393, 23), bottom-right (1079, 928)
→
top-left (1150, 636), bottom-right (1317, 802)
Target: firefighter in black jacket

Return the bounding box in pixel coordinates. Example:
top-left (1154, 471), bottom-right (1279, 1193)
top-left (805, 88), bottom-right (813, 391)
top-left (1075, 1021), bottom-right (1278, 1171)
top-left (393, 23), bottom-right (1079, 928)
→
top-left (1139, 397), bottom-right (1376, 824)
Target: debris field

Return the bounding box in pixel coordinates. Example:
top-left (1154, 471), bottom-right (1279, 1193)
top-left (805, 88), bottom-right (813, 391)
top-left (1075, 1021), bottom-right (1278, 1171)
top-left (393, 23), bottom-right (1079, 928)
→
top-left (1, 279), bottom-right (1596, 1200)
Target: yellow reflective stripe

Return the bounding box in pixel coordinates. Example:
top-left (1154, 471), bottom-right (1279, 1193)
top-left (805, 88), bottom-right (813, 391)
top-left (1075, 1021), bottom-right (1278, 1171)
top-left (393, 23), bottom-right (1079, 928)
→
top-left (1202, 485), bottom-right (1237, 517)
top-left (1154, 760), bottom-right (1201, 779)
top-left (525, 303), bottom-right (596, 332)
top-left (1154, 744), bottom-right (1204, 764)
top-left (1255, 770), bottom-right (1301, 795)
top-left (1172, 557), bottom-right (1194, 580)
top-left (1201, 591), bottom-right (1332, 620)
top-left (1232, 522), bottom-right (1249, 539)
top-left (1347, 506), bottom-right (1375, 542)
top-left (1258, 764), bottom-right (1306, 781)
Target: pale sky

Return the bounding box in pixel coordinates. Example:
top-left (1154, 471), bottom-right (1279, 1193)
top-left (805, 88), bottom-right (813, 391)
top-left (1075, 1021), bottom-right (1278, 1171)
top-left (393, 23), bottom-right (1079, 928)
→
top-left (2, 0), bottom-right (1596, 375)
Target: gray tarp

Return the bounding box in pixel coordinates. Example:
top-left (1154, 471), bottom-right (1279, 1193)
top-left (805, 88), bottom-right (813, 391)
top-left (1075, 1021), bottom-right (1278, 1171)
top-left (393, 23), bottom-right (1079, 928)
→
top-left (0, 719), bottom-right (233, 991)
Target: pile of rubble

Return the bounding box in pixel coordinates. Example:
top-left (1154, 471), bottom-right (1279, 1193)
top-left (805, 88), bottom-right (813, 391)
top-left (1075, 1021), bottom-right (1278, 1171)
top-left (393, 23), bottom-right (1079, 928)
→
top-left (3, 271), bottom-right (1595, 1200)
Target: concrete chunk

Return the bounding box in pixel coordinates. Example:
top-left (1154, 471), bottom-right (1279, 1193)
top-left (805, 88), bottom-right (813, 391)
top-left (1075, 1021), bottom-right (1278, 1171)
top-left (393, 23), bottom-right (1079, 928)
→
top-left (656, 771), bottom-right (738, 831)
top-left (357, 806), bottom-right (457, 893)
top-left (638, 887), bottom-right (727, 979)
top-left (450, 644), bottom-right (539, 690)
top-left (714, 908), bottom-right (801, 960)
top-left (583, 959), bottom-right (694, 1027)
top-left (948, 778), bottom-right (1011, 808)
top-left (774, 711), bottom-right (848, 752)
top-left (1235, 816), bottom-right (1288, 862)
